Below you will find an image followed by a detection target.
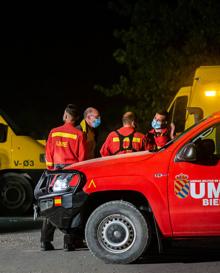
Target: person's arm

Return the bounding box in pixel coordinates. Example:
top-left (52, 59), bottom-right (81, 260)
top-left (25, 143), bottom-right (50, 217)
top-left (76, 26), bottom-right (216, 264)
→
top-left (78, 133), bottom-right (88, 161)
top-left (141, 135), bottom-right (148, 151)
top-left (45, 131), bottom-right (54, 170)
top-left (169, 122), bottom-right (176, 139)
top-left (145, 132), bottom-right (156, 151)
top-left (100, 134), bottom-right (112, 157)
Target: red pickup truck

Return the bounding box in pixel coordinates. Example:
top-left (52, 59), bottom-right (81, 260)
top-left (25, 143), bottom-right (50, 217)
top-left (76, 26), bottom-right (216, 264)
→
top-left (35, 112), bottom-right (220, 264)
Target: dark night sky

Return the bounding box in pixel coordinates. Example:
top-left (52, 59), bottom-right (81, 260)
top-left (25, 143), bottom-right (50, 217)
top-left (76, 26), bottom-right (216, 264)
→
top-left (0, 1), bottom-right (126, 138)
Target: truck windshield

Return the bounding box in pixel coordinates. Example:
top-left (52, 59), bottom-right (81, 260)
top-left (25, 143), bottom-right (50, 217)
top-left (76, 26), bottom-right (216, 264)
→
top-left (158, 116), bottom-right (209, 151)
top-left (0, 109), bottom-right (25, 135)
top-left (0, 108), bottom-right (42, 138)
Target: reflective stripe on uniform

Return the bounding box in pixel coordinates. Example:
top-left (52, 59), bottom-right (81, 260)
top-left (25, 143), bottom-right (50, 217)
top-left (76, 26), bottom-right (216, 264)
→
top-left (113, 137), bottom-right (120, 142)
top-left (132, 137), bottom-right (141, 143)
top-left (123, 137), bottom-right (129, 142)
top-left (80, 119), bottom-right (87, 133)
top-left (112, 136), bottom-right (141, 143)
top-left (52, 132), bottom-right (77, 139)
top-left (46, 161), bottom-right (53, 166)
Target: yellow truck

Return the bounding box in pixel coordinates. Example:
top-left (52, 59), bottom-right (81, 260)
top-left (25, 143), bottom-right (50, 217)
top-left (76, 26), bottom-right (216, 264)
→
top-left (168, 65), bottom-right (220, 134)
top-left (0, 109), bottom-right (46, 215)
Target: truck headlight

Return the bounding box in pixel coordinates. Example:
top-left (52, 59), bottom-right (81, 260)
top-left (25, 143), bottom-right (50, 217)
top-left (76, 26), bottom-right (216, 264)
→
top-left (52, 174), bottom-right (74, 192)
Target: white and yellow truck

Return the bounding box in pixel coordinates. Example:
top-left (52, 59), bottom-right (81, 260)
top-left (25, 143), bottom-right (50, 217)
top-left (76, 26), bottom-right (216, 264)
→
top-left (0, 109), bottom-right (46, 215)
top-left (168, 65), bottom-right (220, 134)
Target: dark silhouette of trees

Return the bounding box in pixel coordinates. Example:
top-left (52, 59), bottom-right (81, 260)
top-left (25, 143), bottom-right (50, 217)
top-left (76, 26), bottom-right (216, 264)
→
top-left (96, 0), bottom-right (220, 127)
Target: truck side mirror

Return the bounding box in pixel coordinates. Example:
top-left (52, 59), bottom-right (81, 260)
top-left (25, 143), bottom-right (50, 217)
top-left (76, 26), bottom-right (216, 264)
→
top-left (186, 107), bottom-right (203, 124)
top-left (0, 123), bottom-right (8, 142)
top-left (176, 143), bottom-right (197, 162)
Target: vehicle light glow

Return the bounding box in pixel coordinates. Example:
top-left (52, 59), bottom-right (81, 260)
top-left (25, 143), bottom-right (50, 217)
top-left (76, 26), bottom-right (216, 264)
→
top-left (205, 90), bottom-right (217, 97)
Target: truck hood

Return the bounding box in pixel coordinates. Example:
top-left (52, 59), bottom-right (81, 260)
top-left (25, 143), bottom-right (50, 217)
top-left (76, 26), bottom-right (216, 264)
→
top-left (65, 151), bottom-right (155, 175)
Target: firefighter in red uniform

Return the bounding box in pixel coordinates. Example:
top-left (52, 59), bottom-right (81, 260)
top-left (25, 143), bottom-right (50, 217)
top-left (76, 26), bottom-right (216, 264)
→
top-left (146, 110), bottom-right (175, 151)
top-left (100, 111), bottom-right (147, 156)
top-left (41, 104), bottom-right (87, 251)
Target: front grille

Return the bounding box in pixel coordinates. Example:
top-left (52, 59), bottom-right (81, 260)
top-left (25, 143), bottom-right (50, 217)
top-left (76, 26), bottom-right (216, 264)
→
top-left (39, 199), bottom-right (53, 211)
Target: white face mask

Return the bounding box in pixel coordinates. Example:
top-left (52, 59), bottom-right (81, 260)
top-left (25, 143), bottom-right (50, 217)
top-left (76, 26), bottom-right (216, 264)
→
top-left (151, 119), bottom-right (162, 129)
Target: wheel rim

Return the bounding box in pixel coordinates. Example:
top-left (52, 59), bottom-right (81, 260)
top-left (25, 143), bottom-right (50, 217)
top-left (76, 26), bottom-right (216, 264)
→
top-left (97, 214), bottom-right (136, 254)
top-left (1, 181), bottom-right (26, 209)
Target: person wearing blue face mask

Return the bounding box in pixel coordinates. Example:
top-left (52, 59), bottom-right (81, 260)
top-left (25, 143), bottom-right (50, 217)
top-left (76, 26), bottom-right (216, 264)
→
top-left (58, 107), bottom-right (101, 251)
top-left (146, 110), bottom-right (175, 151)
top-left (77, 107), bottom-right (101, 159)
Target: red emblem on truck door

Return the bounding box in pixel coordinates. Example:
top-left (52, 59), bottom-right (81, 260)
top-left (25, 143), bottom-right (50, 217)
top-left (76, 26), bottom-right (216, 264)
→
top-left (174, 174), bottom-right (190, 199)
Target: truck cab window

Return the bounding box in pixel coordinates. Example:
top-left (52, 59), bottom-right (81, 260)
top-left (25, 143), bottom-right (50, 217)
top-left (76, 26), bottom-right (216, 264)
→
top-left (192, 123), bottom-right (220, 163)
top-left (172, 96), bottom-right (188, 133)
top-left (0, 123), bottom-right (8, 142)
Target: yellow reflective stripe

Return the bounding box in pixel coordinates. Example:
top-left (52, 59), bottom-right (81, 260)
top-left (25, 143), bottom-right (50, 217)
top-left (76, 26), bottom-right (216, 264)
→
top-left (46, 161), bottom-right (53, 166)
top-left (52, 132), bottom-right (77, 139)
top-left (80, 119), bottom-right (87, 133)
top-left (132, 137), bottom-right (141, 143)
top-left (123, 137), bottom-right (129, 142)
top-left (113, 137), bottom-right (141, 143)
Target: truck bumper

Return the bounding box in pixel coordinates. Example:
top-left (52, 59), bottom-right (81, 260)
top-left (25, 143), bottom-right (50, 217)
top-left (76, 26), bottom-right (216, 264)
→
top-left (38, 190), bottom-right (88, 230)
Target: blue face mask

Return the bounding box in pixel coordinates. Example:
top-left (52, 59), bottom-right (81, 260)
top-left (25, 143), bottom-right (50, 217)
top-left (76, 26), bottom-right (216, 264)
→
top-left (91, 117), bottom-right (101, 128)
top-left (151, 119), bottom-right (162, 129)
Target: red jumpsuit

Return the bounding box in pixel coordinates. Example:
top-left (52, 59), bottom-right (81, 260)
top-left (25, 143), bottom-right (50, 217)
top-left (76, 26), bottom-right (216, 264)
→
top-left (41, 122), bottom-right (87, 247)
top-left (45, 122), bottom-right (87, 169)
top-left (146, 128), bottom-right (170, 151)
top-left (100, 127), bottom-right (147, 157)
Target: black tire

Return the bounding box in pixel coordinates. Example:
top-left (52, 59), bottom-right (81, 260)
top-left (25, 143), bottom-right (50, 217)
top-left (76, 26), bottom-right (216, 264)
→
top-left (85, 200), bottom-right (150, 264)
top-left (0, 173), bottom-right (33, 216)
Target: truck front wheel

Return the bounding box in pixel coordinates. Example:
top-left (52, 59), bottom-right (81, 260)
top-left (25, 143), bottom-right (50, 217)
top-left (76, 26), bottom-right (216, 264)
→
top-left (85, 200), bottom-right (150, 264)
top-left (0, 173), bottom-right (33, 216)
